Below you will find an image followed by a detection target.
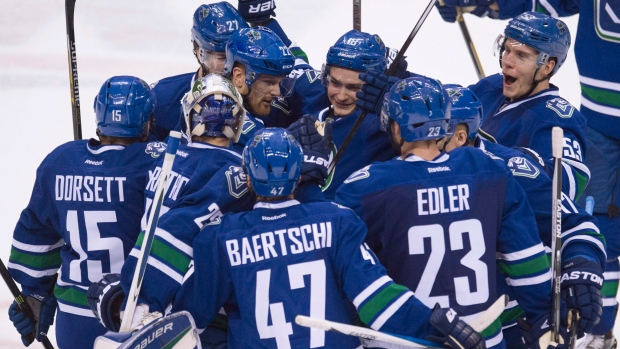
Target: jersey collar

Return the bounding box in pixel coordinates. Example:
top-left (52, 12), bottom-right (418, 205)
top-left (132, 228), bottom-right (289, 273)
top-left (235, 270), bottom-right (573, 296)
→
top-left (254, 199), bottom-right (300, 210)
top-left (400, 152), bottom-right (450, 163)
top-left (497, 87), bottom-right (559, 115)
top-left (87, 139), bottom-right (126, 154)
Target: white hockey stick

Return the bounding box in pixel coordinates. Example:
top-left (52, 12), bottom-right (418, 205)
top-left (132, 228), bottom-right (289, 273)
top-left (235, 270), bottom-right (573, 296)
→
top-left (550, 126), bottom-right (564, 343)
top-left (120, 131), bottom-right (182, 332)
top-left (295, 315), bottom-right (436, 348)
top-left (296, 294), bottom-right (508, 348)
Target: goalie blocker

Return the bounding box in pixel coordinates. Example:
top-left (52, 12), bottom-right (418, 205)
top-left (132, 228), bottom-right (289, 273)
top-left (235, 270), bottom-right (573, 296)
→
top-left (94, 311), bottom-right (200, 349)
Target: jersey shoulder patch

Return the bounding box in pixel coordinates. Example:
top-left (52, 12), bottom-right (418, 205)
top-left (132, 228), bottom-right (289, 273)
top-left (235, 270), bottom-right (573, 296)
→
top-left (225, 165), bottom-right (249, 198)
top-left (145, 141), bottom-right (167, 158)
top-left (344, 165), bottom-right (371, 184)
top-left (545, 98), bottom-right (575, 119)
top-left (507, 156), bottom-right (540, 179)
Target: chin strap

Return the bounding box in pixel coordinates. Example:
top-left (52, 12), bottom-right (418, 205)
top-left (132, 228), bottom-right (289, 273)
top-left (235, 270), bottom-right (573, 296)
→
top-left (513, 67), bottom-right (552, 101)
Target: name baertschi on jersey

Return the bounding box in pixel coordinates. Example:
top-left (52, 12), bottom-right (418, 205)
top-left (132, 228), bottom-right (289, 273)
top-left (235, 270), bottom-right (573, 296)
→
top-left (55, 174), bottom-right (127, 202)
top-left (417, 184), bottom-right (470, 215)
top-left (226, 222), bottom-right (333, 266)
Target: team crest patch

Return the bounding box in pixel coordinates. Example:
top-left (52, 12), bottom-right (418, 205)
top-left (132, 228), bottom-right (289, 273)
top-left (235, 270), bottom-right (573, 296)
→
top-left (447, 87), bottom-right (463, 102)
top-left (344, 165), bottom-right (371, 184)
top-left (507, 156), bottom-right (540, 179)
top-left (145, 141), bottom-right (166, 158)
top-left (225, 165), bottom-right (249, 198)
top-left (546, 98), bottom-right (574, 118)
top-left (246, 29), bottom-right (261, 42)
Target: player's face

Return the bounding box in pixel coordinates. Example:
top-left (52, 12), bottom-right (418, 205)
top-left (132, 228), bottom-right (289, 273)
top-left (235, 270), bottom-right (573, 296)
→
top-left (326, 67), bottom-right (363, 117)
top-left (500, 39), bottom-right (542, 101)
top-left (247, 74), bottom-right (284, 116)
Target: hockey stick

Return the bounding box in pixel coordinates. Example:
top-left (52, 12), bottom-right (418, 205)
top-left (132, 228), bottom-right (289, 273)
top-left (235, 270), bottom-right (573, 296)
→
top-left (436, 1), bottom-right (485, 80)
top-left (295, 315), bottom-right (437, 348)
top-left (65, 0), bottom-right (82, 140)
top-left (296, 294), bottom-right (508, 348)
top-left (328, 0), bottom-right (437, 173)
top-left (119, 131), bottom-right (182, 332)
top-left (455, 9), bottom-right (485, 80)
top-left (585, 196), bottom-right (594, 215)
top-left (353, 0), bottom-right (361, 31)
top-left (0, 258), bottom-right (55, 349)
top-left (550, 126), bottom-right (564, 344)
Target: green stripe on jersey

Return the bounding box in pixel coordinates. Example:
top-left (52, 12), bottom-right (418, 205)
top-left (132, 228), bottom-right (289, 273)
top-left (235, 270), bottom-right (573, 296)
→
top-left (480, 318), bottom-right (502, 339)
top-left (136, 232), bottom-right (191, 274)
top-left (581, 85), bottom-right (620, 108)
top-left (499, 305), bottom-right (525, 325)
top-left (10, 248), bottom-right (61, 269)
top-left (498, 254), bottom-right (549, 278)
top-left (54, 285), bottom-right (89, 307)
top-left (601, 280), bottom-right (619, 298)
top-left (358, 284), bottom-right (408, 325)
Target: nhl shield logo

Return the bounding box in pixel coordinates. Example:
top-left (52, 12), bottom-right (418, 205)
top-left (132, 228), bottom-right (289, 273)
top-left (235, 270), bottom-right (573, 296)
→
top-left (226, 166), bottom-right (249, 198)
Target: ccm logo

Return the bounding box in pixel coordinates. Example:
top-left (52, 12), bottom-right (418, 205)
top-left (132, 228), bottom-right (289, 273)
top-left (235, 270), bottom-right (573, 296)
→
top-left (249, 0), bottom-right (275, 13)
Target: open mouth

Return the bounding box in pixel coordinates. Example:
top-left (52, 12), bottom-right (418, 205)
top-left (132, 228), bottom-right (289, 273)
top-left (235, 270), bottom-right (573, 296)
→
top-left (503, 73), bottom-right (517, 86)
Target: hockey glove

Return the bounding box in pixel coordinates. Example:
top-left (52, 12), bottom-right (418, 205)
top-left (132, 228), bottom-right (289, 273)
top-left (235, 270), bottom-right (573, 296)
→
top-left (518, 314), bottom-right (567, 349)
top-left (287, 115), bottom-right (333, 186)
top-left (560, 257), bottom-right (603, 333)
top-left (435, 2), bottom-right (493, 23)
top-left (238, 0), bottom-right (276, 24)
top-left (8, 292), bottom-right (57, 346)
top-left (428, 304), bottom-right (485, 349)
top-left (87, 273), bottom-right (125, 332)
top-left (356, 71), bottom-right (401, 116)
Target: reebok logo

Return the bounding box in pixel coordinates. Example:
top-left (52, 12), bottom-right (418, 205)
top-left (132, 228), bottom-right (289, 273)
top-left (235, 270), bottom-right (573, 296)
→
top-left (262, 213), bottom-right (286, 221)
top-left (176, 150), bottom-right (188, 158)
top-left (85, 160), bottom-right (103, 166)
top-left (427, 166), bottom-right (450, 173)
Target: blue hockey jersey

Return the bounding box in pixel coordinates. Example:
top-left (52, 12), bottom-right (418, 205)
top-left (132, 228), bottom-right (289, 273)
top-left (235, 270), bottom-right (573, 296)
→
top-left (471, 74), bottom-right (590, 200)
top-left (316, 107), bottom-right (398, 200)
top-left (120, 141), bottom-right (255, 312)
top-left (8, 139), bottom-right (165, 317)
top-left (335, 147), bottom-right (552, 348)
top-left (494, 0), bottom-right (620, 141)
top-left (172, 199), bottom-right (441, 348)
top-left (150, 72), bottom-right (195, 141)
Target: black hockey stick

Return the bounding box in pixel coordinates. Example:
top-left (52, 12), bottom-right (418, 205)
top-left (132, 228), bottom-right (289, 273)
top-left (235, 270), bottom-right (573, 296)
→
top-left (65, 0), bottom-right (82, 140)
top-left (437, 1), bottom-right (485, 80)
top-left (456, 9), bottom-right (485, 80)
top-left (0, 258), bottom-right (55, 349)
top-left (550, 127), bottom-right (563, 344)
top-left (328, 0), bottom-right (437, 173)
top-left (353, 0), bottom-right (361, 31)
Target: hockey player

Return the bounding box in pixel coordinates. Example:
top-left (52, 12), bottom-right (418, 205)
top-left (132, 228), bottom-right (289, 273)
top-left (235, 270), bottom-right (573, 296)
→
top-left (311, 29), bottom-right (399, 200)
top-left (149, 2), bottom-right (249, 141)
top-left (222, 26), bottom-right (296, 152)
top-left (335, 77), bottom-right (557, 349)
top-left (109, 74), bottom-right (253, 346)
top-left (169, 127), bottom-right (486, 349)
top-left (438, 84), bottom-right (605, 348)
top-left (7, 76), bottom-right (163, 349)
top-left (438, 4), bottom-right (620, 347)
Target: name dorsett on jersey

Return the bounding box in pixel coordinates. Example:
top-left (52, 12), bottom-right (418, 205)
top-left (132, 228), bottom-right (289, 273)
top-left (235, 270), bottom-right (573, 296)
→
top-left (226, 222), bottom-right (333, 266)
top-left (417, 184), bottom-right (470, 216)
top-left (54, 174), bottom-right (127, 202)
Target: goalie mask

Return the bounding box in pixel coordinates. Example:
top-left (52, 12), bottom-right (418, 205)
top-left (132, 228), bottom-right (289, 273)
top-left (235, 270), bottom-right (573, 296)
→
top-left (181, 74), bottom-right (246, 143)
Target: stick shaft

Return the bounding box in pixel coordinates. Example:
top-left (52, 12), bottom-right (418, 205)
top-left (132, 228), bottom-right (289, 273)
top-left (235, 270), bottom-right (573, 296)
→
top-left (119, 131), bottom-right (182, 332)
top-left (65, 0), bottom-right (82, 140)
top-left (353, 0), bottom-right (361, 31)
top-left (456, 9), bottom-right (485, 80)
top-left (550, 127), bottom-right (564, 342)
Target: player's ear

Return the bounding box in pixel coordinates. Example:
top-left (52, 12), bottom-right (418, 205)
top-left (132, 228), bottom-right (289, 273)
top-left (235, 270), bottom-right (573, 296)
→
top-left (455, 129), bottom-right (468, 148)
top-left (232, 66), bottom-right (249, 94)
top-left (540, 59), bottom-right (556, 79)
